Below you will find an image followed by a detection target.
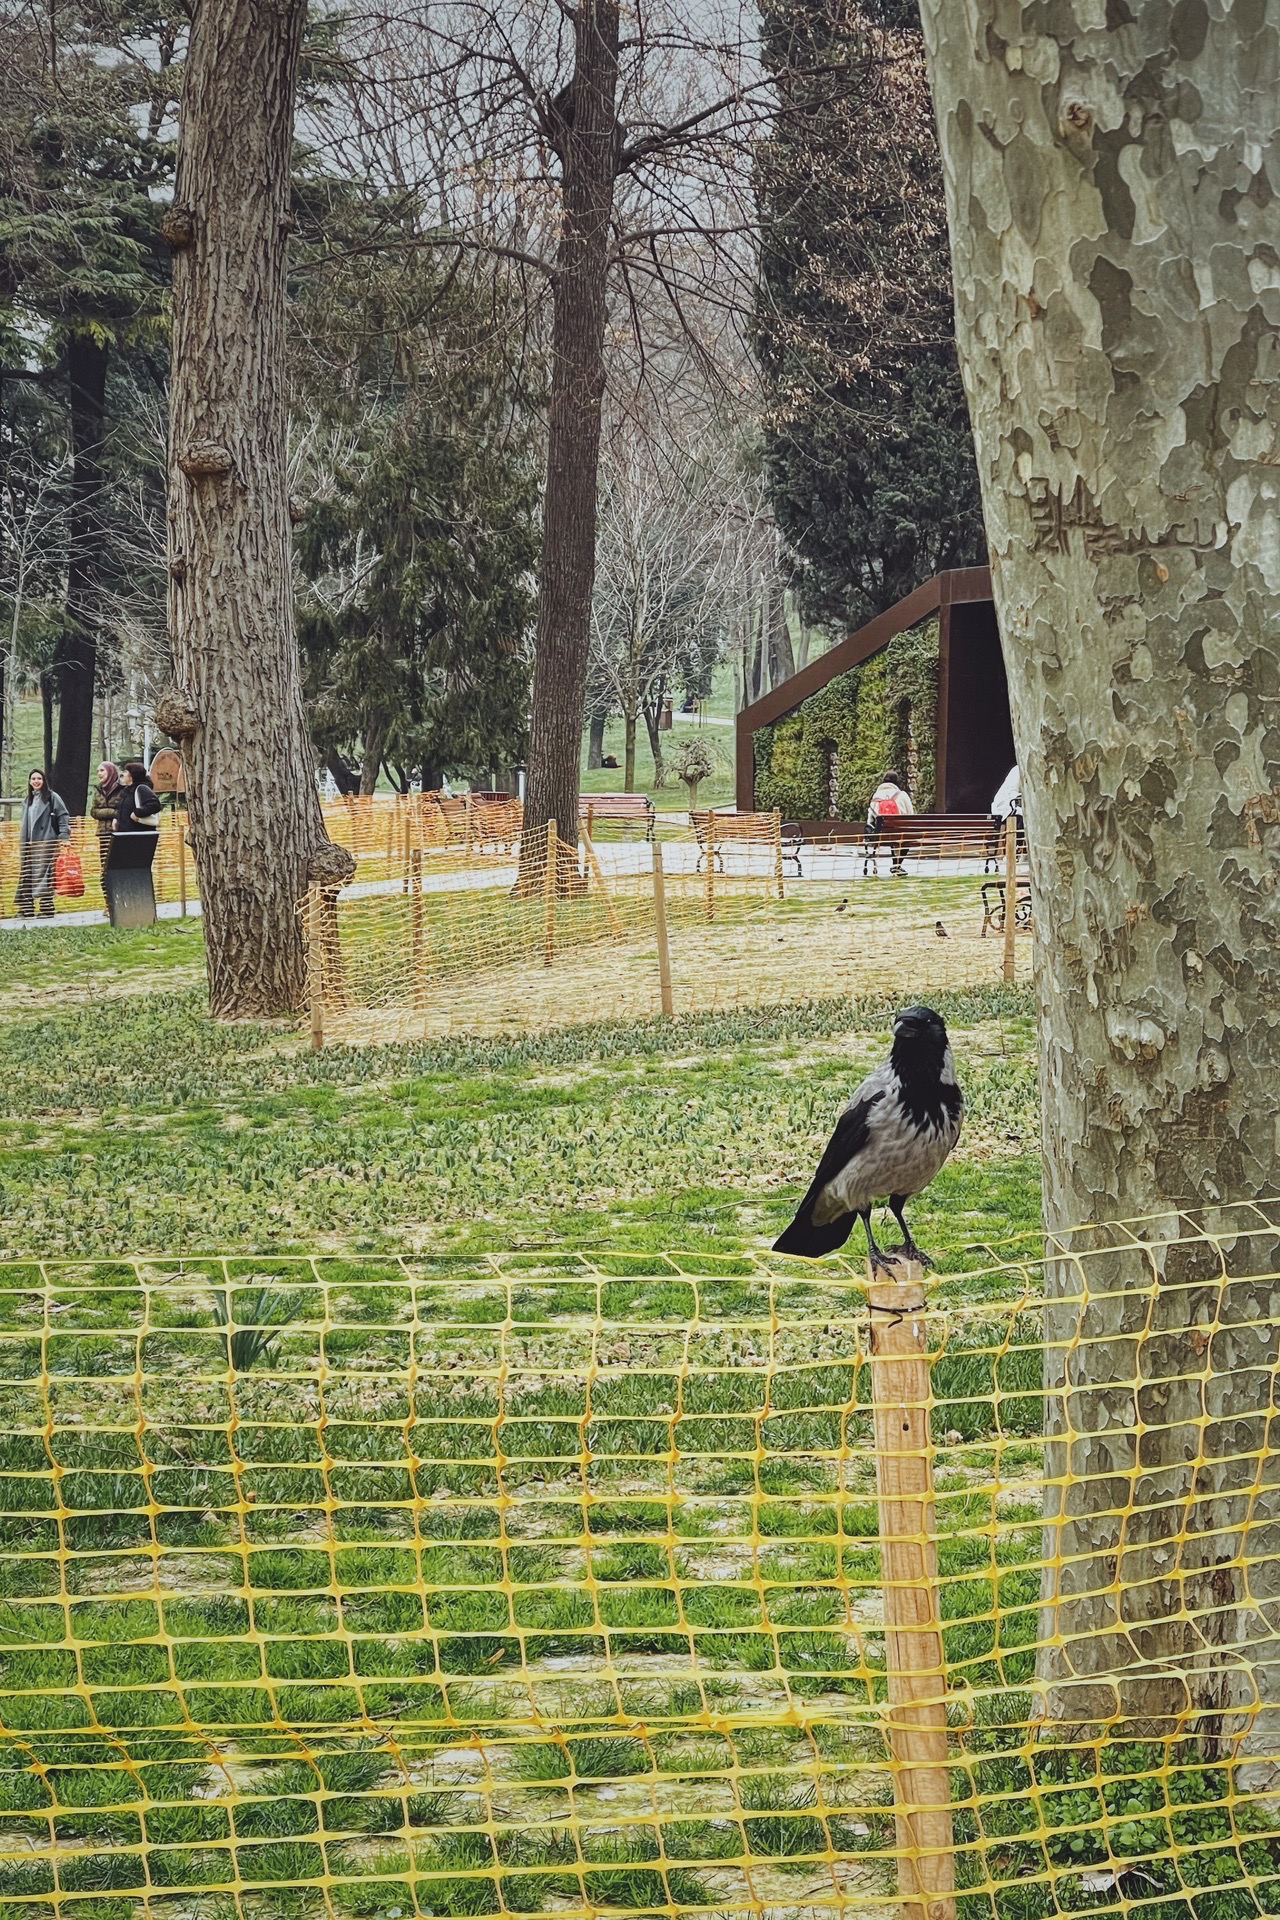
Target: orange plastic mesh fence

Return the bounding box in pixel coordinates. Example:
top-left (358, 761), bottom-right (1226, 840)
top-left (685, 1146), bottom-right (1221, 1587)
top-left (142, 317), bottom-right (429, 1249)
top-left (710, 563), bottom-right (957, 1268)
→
top-left (0, 812), bottom-right (197, 918)
top-left (0, 793), bottom-right (512, 920)
top-left (0, 1202), bottom-right (1274, 1916)
top-left (303, 817), bottom-right (1032, 1044)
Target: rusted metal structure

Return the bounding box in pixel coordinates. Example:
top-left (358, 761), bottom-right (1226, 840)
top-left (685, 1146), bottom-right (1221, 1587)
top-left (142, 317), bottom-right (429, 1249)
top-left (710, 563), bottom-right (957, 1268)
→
top-left (735, 567), bottom-right (1013, 833)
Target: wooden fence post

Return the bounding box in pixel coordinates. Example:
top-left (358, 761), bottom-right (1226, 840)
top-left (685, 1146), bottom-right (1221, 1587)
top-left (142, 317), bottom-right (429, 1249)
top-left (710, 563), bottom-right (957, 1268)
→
top-left (543, 820), bottom-right (557, 967)
top-left (410, 849), bottom-right (426, 1016)
top-left (177, 814), bottom-right (188, 918)
top-left (582, 829), bottom-right (623, 939)
top-left (307, 886), bottom-right (325, 1053)
top-left (704, 815), bottom-right (716, 923)
top-left (652, 840), bottom-right (674, 1017)
top-left (869, 1258), bottom-right (955, 1920)
top-left (1002, 813), bottom-right (1018, 986)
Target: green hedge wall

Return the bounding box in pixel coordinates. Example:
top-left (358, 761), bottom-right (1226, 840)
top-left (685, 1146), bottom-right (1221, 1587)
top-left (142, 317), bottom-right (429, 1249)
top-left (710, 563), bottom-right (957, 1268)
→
top-left (753, 618), bottom-right (939, 820)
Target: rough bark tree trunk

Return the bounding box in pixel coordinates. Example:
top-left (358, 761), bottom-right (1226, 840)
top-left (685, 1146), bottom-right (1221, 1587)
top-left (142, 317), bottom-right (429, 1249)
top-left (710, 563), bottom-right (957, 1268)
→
top-left (766, 572), bottom-right (795, 690)
top-left (622, 704), bottom-right (638, 794)
top-left (796, 620), bottom-right (812, 674)
top-left (587, 707), bottom-right (607, 770)
top-left (918, 0), bottom-right (1280, 1737)
top-left (41, 677), bottom-right (54, 775)
top-left (360, 709), bottom-right (388, 797)
top-left (165, 0), bottom-right (352, 1017)
top-left (52, 331), bottom-right (109, 815)
top-left (519, 1), bottom-right (621, 876)
top-left (324, 751), bottom-right (360, 796)
top-left (749, 590), bottom-right (766, 703)
top-left (642, 687), bottom-right (666, 789)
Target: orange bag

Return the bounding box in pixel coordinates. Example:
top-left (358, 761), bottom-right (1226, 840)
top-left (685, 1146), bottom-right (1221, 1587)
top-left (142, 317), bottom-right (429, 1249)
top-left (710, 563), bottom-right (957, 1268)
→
top-left (54, 846), bottom-right (85, 898)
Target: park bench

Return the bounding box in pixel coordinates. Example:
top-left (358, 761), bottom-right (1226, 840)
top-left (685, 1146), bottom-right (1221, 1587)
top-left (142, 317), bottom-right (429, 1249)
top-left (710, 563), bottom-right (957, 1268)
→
top-left (423, 792), bottom-right (522, 854)
top-left (691, 808), bottom-right (803, 877)
top-left (468, 794), bottom-right (522, 853)
top-left (423, 793), bottom-right (469, 847)
top-left (852, 811), bottom-right (999, 874)
top-left (980, 877), bottom-right (1033, 937)
top-left (579, 792), bottom-right (655, 839)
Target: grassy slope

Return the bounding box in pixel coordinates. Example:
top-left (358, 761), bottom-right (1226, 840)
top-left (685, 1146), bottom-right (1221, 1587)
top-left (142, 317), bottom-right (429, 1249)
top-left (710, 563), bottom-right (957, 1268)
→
top-left (0, 921), bottom-right (1041, 1263)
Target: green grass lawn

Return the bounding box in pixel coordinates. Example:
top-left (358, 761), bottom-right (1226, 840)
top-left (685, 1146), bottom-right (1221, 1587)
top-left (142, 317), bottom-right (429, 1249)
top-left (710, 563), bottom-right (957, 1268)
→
top-left (0, 923), bottom-right (1273, 1920)
top-left (0, 919), bottom-right (1040, 1262)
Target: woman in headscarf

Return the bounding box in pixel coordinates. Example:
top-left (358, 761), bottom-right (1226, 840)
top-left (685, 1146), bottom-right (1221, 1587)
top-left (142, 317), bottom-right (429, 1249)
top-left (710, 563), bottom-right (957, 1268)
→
top-left (90, 761), bottom-right (122, 889)
top-left (15, 770), bottom-right (71, 918)
top-left (113, 761), bottom-right (162, 835)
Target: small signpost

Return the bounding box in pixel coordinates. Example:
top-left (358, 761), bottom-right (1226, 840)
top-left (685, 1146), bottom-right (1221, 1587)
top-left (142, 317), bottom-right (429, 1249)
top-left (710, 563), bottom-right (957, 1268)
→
top-left (148, 750), bottom-right (186, 794)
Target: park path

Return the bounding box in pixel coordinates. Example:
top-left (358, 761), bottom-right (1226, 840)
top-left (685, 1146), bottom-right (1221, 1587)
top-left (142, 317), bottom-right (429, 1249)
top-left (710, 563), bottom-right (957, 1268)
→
top-left (0, 838), bottom-right (993, 933)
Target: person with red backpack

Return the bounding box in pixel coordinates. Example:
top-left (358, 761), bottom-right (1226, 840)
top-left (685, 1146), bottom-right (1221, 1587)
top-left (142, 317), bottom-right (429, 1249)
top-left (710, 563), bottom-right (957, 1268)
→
top-left (866, 769), bottom-right (914, 876)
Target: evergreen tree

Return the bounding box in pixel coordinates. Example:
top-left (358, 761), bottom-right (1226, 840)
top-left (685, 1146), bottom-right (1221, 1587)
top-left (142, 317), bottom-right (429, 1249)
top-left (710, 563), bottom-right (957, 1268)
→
top-left (754, 0), bottom-right (986, 631)
top-left (0, 5), bottom-right (176, 809)
top-left (292, 219), bottom-right (539, 792)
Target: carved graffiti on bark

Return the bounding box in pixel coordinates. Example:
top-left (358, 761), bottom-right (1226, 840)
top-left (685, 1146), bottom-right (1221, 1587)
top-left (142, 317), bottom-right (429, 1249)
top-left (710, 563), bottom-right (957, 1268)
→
top-left (1024, 475), bottom-right (1227, 558)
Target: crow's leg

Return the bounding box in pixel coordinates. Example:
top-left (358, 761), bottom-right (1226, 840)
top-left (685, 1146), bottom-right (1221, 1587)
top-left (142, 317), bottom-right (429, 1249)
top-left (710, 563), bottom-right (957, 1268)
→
top-left (888, 1194), bottom-right (931, 1268)
top-left (861, 1209), bottom-right (895, 1274)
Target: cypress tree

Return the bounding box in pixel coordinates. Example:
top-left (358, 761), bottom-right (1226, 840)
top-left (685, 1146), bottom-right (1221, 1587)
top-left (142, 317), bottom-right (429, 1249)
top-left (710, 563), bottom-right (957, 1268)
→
top-left (755, 0), bottom-right (987, 630)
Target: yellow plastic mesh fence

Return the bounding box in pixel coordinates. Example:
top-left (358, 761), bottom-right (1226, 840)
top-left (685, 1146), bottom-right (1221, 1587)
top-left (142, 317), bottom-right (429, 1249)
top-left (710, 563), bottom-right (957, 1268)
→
top-left (0, 1203), bottom-right (1276, 1917)
top-left (303, 815), bottom-right (1031, 1044)
top-left (0, 812), bottom-right (197, 920)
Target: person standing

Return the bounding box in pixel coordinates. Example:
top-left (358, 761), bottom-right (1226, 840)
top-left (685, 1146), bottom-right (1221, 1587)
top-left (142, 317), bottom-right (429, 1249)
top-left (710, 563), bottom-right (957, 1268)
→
top-left (90, 761), bottom-right (122, 887)
top-left (102, 761), bottom-right (162, 930)
top-left (987, 764), bottom-right (1022, 872)
top-left (113, 761), bottom-right (163, 836)
top-left (14, 770), bottom-right (71, 918)
top-left (866, 769), bottom-right (914, 876)
top-left (990, 764), bottom-right (1021, 820)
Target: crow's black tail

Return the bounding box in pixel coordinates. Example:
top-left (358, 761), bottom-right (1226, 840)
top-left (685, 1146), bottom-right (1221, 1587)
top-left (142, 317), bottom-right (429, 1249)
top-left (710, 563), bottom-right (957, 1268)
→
top-left (773, 1203), bottom-right (858, 1259)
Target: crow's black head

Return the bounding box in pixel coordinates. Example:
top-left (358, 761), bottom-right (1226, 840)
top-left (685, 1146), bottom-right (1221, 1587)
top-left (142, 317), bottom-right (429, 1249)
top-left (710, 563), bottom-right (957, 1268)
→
top-left (894, 1004), bottom-right (947, 1038)
top-left (891, 1005), bottom-right (949, 1077)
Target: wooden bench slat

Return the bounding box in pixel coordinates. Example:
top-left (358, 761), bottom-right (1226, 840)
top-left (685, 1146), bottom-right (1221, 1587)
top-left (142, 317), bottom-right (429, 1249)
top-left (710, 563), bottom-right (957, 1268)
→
top-left (690, 809), bottom-right (802, 877)
top-left (579, 793), bottom-right (655, 838)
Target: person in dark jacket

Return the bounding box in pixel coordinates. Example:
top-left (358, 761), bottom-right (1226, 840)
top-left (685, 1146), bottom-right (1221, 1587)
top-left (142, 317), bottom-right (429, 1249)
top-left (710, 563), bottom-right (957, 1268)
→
top-left (90, 761), bottom-right (122, 885)
top-left (113, 761), bottom-right (162, 835)
top-left (15, 769), bottom-right (71, 918)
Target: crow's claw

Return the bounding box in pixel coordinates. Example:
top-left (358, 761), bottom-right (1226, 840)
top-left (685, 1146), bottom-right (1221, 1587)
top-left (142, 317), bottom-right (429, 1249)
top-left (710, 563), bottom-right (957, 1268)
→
top-left (869, 1246), bottom-right (926, 1277)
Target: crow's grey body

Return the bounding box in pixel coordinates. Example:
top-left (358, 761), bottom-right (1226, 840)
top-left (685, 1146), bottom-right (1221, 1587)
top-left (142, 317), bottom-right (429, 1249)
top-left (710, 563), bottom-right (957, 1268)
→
top-left (774, 1006), bottom-right (963, 1264)
top-left (811, 1061), bottom-right (960, 1224)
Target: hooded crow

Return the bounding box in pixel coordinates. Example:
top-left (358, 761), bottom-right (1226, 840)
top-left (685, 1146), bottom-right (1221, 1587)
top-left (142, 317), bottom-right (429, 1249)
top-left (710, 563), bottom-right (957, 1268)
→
top-left (773, 1005), bottom-right (962, 1267)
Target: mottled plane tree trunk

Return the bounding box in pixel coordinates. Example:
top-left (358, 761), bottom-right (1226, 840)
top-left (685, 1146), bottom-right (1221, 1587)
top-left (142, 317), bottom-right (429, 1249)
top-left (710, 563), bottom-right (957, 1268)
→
top-left (161, 0), bottom-right (353, 1017)
top-left (917, 0), bottom-right (1280, 1734)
